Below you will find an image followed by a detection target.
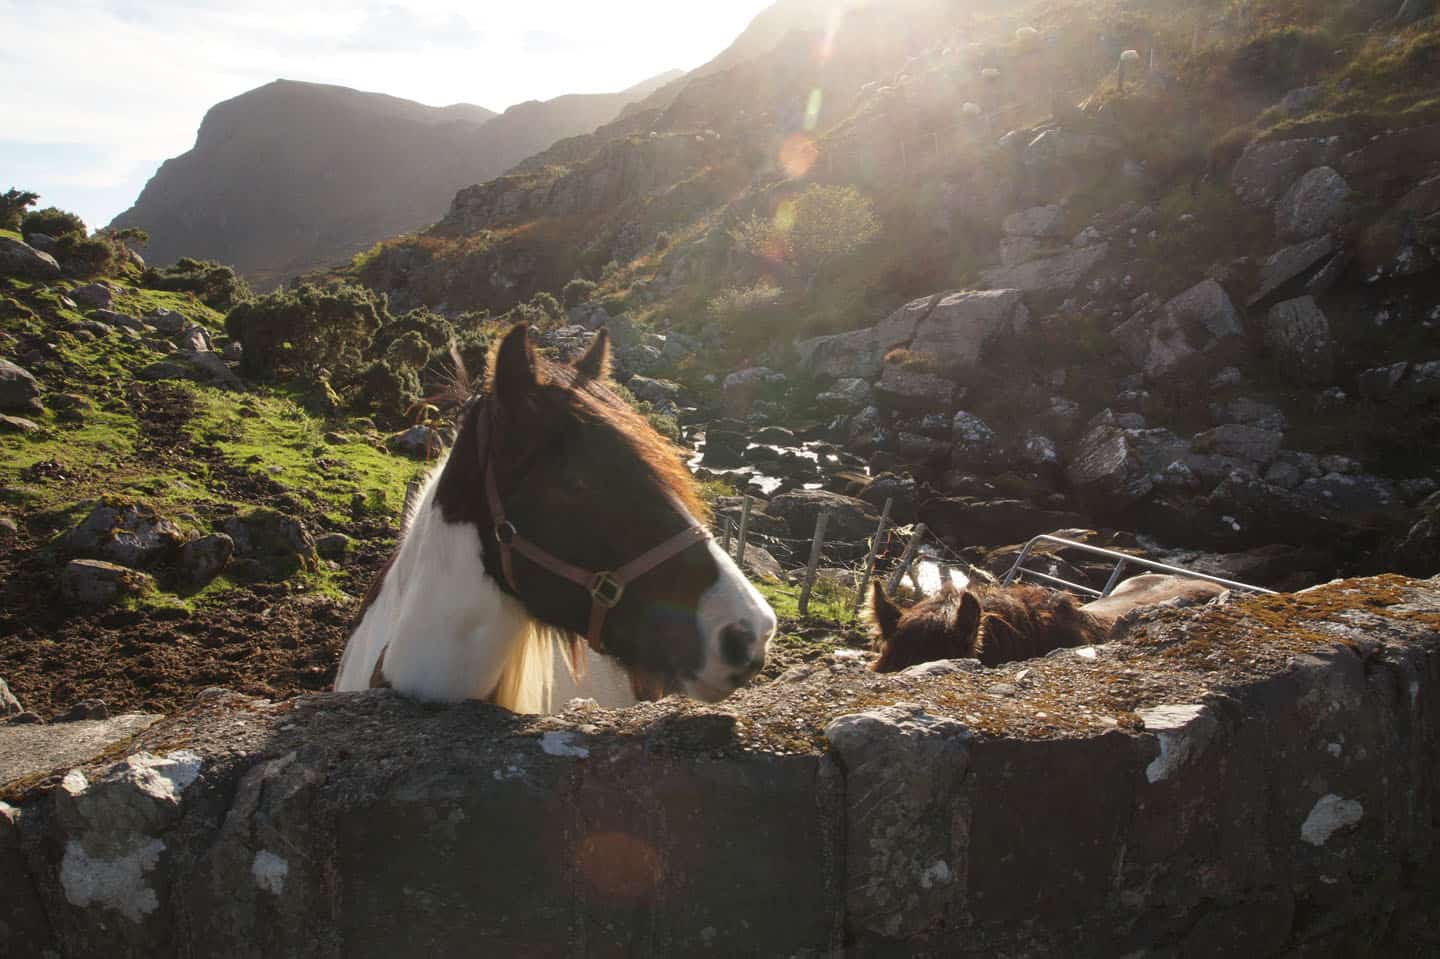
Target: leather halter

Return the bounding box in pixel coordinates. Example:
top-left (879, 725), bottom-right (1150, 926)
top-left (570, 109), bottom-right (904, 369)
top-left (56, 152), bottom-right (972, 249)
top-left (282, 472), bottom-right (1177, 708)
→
top-left (477, 396), bottom-right (712, 653)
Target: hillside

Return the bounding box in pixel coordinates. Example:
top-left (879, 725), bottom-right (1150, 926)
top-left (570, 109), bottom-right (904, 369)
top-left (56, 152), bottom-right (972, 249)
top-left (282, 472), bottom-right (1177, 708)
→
top-left (109, 74), bottom-right (678, 289)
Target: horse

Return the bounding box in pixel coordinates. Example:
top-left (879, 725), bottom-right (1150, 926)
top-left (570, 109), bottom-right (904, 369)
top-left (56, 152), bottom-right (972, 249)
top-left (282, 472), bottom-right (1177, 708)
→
top-left (868, 581), bottom-right (1105, 672)
top-left (334, 323), bottom-right (777, 713)
top-left (867, 574), bottom-right (1230, 673)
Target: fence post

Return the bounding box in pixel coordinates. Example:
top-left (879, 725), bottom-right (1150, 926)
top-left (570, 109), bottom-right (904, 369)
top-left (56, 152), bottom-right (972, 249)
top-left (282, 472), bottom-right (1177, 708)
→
top-left (797, 510), bottom-right (831, 618)
top-left (735, 495), bottom-right (753, 567)
top-left (886, 524), bottom-right (928, 595)
top-left (852, 498), bottom-right (894, 612)
top-left (721, 515), bottom-right (732, 554)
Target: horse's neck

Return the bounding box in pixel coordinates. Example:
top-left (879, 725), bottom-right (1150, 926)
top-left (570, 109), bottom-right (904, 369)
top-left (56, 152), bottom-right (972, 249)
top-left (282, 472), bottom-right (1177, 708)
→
top-left (339, 455), bottom-right (549, 708)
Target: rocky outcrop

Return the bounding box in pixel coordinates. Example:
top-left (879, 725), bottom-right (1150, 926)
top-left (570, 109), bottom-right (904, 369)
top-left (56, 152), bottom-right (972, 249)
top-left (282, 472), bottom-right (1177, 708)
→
top-left (3, 577), bottom-right (1438, 957)
top-left (979, 242), bottom-right (1108, 296)
top-left (59, 559), bottom-right (156, 609)
top-left (1275, 166), bottom-right (1350, 242)
top-left (0, 237), bottom-right (61, 280)
top-left (0, 359), bottom-right (43, 414)
top-left (1112, 279), bottom-right (1243, 380)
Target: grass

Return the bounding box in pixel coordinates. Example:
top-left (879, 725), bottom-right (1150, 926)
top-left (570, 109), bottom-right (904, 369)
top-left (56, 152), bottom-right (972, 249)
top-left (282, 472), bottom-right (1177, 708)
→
top-left (757, 577), bottom-right (861, 627)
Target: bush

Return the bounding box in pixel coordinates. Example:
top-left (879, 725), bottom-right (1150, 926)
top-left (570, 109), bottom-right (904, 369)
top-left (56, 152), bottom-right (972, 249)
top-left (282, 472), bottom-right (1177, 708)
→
top-left (731, 185), bottom-right (881, 286)
top-left (369, 309), bottom-right (455, 363)
top-left (384, 330), bottom-right (432, 369)
top-left (530, 291), bottom-right (562, 321)
top-left (142, 258), bottom-right (252, 312)
top-left (356, 359), bottom-right (421, 426)
top-left (707, 281), bottom-right (784, 323)
top-left (224, 283), bottom-right (386, 381)
top-left (21, 206), bottom-right (85, 239)
top-left (52, 232), bottom-right (114, 277)
top-left (0, 189), bottom-right (38, 232)
top-left (562, 278), bottom-right (596, 308)
top-left (654, 231), bottom-right (672, 253)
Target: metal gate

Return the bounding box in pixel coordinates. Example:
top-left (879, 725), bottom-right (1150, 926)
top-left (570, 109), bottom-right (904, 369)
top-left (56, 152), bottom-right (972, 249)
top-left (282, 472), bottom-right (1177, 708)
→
top-left (1001, 534), bottom-right (1276, 598)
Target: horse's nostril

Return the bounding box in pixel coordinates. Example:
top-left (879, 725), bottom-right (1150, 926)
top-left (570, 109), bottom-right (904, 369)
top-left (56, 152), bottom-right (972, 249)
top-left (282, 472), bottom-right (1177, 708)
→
top-left (720, 622), bottom-right (758, 668)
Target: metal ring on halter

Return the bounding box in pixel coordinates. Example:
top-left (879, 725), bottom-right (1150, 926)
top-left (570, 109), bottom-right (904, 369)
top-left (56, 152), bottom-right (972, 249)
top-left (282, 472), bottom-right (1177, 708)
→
top-left (588, 572), bottom-right (625, 609)
top-left (495, 520), bottom-right (518, 546)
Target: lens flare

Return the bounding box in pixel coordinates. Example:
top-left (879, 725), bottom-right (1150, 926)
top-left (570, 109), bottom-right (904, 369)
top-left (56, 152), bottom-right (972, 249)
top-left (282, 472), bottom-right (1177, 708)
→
top-left (779, 134), bottom-right (818, 178)
top-left (773, 200), bottom-right (798, 235)
top-left (803, 88), bottom-right (824, 132)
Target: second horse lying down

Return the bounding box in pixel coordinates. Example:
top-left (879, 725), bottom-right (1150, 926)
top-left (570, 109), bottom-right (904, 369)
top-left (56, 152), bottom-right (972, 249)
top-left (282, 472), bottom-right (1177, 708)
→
top-left (869, 574), bottom-right (1228, 673)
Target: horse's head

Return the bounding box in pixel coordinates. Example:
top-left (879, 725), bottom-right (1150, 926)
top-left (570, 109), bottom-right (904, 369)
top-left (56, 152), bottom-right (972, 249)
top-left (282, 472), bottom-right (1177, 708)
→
top-left (438, 323), bottom-right (775, 702)
top-left (868, 581), bottom-right (981, 673)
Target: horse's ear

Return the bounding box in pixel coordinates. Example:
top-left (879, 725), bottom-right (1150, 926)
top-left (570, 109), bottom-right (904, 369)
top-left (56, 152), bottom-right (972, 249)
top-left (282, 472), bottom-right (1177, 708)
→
top-left (956, 591), bottom-right (982, 631)
top-left (491, 323), bottom-right (537, 401)
top-left (574, 327), bottom-right (611, 380)
top-left (868, 581), bottom-right (901, 637)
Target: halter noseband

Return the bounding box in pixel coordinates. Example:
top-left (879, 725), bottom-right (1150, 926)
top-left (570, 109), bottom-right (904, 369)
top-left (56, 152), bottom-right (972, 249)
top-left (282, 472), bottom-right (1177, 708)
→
top-left (478, 396), bottom-right (712, 653)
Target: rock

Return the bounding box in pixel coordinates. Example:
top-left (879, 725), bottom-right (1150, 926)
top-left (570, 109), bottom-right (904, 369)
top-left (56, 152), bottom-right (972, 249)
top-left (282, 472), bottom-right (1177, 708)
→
top-left (951, 411), bottom-right (998, 468)
top-left (220, 510), bottom-right (316, 581)
top-left (91, 309), bottom-right (148, 331)
top-left (906, 289), bottom-right (1030, 370)
top-left (1137, 704), bottom-right (1218, 784)
top-left (1339, 123), bottom-right (1440, 187)
top-left (1298, 472), bottom-right (1398, 513)
top-left (1264, 296), bottom-right (1335, 384)
top-left (625, 375), bottom-right (682, 405)
top-left (0, 236), bottom-right (61, 280)
top-left (63, 503), bottom-right (186, 569)
top-left (660, 332), bottom-right (700, 364)
top-left (752, 426), bottom-right (795, 445)
top-left (0, 516), bottom-right (15, 556)
top-left (1231, 137), bottom-right (1339, 208)
top-left (980, 243), bottom-right (1109, 296)
top-left (146, 310), bottom-right (186, 334)
top-left (135, 360), bottom-right (192, 383)
top-left (767, 490), bottom-right (879, 540)
top-left (1002, 204), bottom-right (1067, 238)
top-left (999, 236), bottom-right (1048, 266)
top-left (875, 366), bottom-right (955, 411)
top-left (816, 378), bottom-right (873, 412)
top-left (722, 367), bottom-right (785, 416)
top-left (825, 706), bottom-right (970, 940)
top-left (856, 473), bottom-right (917, 525)
top-left (59, 559), bottom-right (156, 609)
top-left (68, 282), bottom-right (113, 309)
top-left (1250, 237), bottom-right (1336, 307)
top-left (795, 327), bottom-right (885, 380)
top-left (58, 701), bottom-right (111, 722)
top-left (897, 432), bottom-right (950, 461)
top-left (1277, 85), bottom-right (1324, 117)
top-left (1065, 420), bottom-right (1154, 508)
top-left (1112, 279), bottom-right (1242, 379)
top-left (176, 325), bottom-right (212, 353)
top-left (0, 359), bottom-right (42, 414)
top-left (1020, 433), bottom-right (1059, 467)
top-left (1022, 129), bottom-right (1121, 168)
top-left (0, 677), bottom-right (20, 717)
top-left (1211, 397), bottom-right (1287, 431)
top-left (315, 533), bottom-right (352, 561)
top-left (0, 414), bottom-right (39, 434)
top-left (701, 429), bottom-right (747, 468)
top-left (387, 426), bottom-right (443, 459)
top-left (1195, 424), bottom-right (1284, 465)
top-left (1275, 167), bottom-right (1350, 242)
top-left (920, 498), bottom-right (1085, 547)
top-left (178, 533), bottom-right (234, 587)
top-left (740, 544), bottom-right (783, 582)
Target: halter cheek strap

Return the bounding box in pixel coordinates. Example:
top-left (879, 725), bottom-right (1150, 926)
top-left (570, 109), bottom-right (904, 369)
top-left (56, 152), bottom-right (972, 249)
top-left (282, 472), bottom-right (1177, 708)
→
top-left (479, 400), bottom-right (712, 653)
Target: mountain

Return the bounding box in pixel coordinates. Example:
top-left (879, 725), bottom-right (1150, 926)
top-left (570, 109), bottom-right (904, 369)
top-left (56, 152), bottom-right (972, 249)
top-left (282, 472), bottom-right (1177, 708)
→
top-left (110, 74), bottom-right (679, 288)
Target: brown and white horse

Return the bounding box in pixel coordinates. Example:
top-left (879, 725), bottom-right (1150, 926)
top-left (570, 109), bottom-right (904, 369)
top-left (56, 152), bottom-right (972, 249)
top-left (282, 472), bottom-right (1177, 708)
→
top-left (867, 574), bottom-right (1227, 672)
top-left (335, 324), bottom-right (777, 713)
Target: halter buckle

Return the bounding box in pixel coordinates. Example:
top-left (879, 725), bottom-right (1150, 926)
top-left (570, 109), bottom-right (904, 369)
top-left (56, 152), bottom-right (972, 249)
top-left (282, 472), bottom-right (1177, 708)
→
top-left (495, 520), bottom-right (518, 546)
top-left (589, 572), bottom-right (625, 609)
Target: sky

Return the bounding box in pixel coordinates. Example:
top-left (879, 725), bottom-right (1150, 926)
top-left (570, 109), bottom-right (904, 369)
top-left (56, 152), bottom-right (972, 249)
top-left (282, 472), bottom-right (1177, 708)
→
top-left (0, 0), bottom-right (773, 231)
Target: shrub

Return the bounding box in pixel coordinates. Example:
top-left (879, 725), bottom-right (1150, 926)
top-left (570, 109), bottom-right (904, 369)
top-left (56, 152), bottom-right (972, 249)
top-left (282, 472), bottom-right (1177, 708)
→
top-left (369, 309), bottom-right (455, 362)
top-left (384, 330), bottom-right (432, 369)
top-left (142, 258), bottom-right (252, 312)
top-left (224, 283), bottom-right (386, 381)
top-left (52, 232), bottom-right (114, 277)
top-left (21, 206), bottom-right (85, 239)
top-left (0, 189), bottom-right (39, 232)
top-left (654, 231), bottom-right (673, 252)
top-left (562, 277), bottom-right (597, 308)
top-left (530, 291), bottom-right (562, 321)
top-left (355, 359), bottom-right (421, 426)
top-left (731, 184), bottom-right (881, 289)
top-left (707, 281), bottom-right (784, 323)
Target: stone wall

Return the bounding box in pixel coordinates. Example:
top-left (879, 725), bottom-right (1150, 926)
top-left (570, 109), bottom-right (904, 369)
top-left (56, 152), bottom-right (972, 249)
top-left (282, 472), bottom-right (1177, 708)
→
top-left (4, 576), bottom-right (1439, 958)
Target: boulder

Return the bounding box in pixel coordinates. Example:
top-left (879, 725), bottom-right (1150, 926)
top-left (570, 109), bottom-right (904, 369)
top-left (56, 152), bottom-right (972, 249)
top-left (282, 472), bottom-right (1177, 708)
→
top-left (1249, 237), bottom-right (1336, 307)
top-left (951, 411), bottom-right (999, 468)
top-left (795, 327), bottom-right (884, 380)
top-left (979, 243), bottom-right (1108, 296)
top-left (625, 375), bottom-right (682, 406)
top-left (875, 366), bottom-right (955, 411)
top-left (1065, 420), bottom-right (1154, 508)
top-left (767, 490), bottom-right (879, 540)
top-left (0, 359), bottom-right (42, 414)
top-left (1297, 473), bottom-right (1399, 514)
top-left (897, 432), bottom-right (950, 461)
top-left (1275, 167), bottom-right (1350, 242)
top-left (1231, 137), bottom-right (1339, 208)
top-left (176, 326), bottom-right (212, 353)
top-left (315, 532), bottom-right (352, 561)
top-left (68, 282), bottom-right (113, 309)
top-left (722, 368), bottom-right (786, 416)
top-left (59, 559), bottom-right (156, 609)
top-left (1264, 296), bottom-right (1335, 384)
top-left (1022, 129), bottom-right (1121, 168)
top-left (816, 378), bottom-right (873, 412)
top-left (146, 310), bottom-right (186, 334)
top-left (907, 289), bottom-right (1031, 370)
top-left (1339, 123), bottom-right (1440, 188)
top-left (1002, 205), bottom-right (1067, 239)
top-left (701, 429), bottom-right (747, 468)
top-left (63, 503), bottom-right (186, 569)
top-left (1195, 424), bottom-right (1284, 465)
top-left (0, 414), bottom-right (39, 434)
top-left (219, 510), bottom-right (316, 581)
top-left (920, 498), bottom-right (1086, 548)
top-left (178, 533), bottom-right (234, 587)
top-left (91, 309), bottom-right (148, 331)
top-left (0, 236), bottom-right (60, 280)
top-left (387, 426), bottom-right (443, 459)
top-left (1112, 279), bottom-right (1242, 379)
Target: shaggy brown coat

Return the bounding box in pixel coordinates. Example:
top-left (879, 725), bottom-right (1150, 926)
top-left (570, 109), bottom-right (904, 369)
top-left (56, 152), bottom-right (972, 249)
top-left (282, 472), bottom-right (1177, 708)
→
top-left (869, 581), bottom-right (1105, 672)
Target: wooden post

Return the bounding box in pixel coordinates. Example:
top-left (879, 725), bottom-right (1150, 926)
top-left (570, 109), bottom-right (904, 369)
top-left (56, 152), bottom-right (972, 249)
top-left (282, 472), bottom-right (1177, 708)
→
top-left (721, 515), bottom-right (732, 553)
top-left (797, 510), bottom-right (831, 618)
top-left (852, 498), bottom-right (894, 612)
top-left (735, 495), bottom-right (753, 566)
top-left (886, 524), bottom-right (928, 595)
